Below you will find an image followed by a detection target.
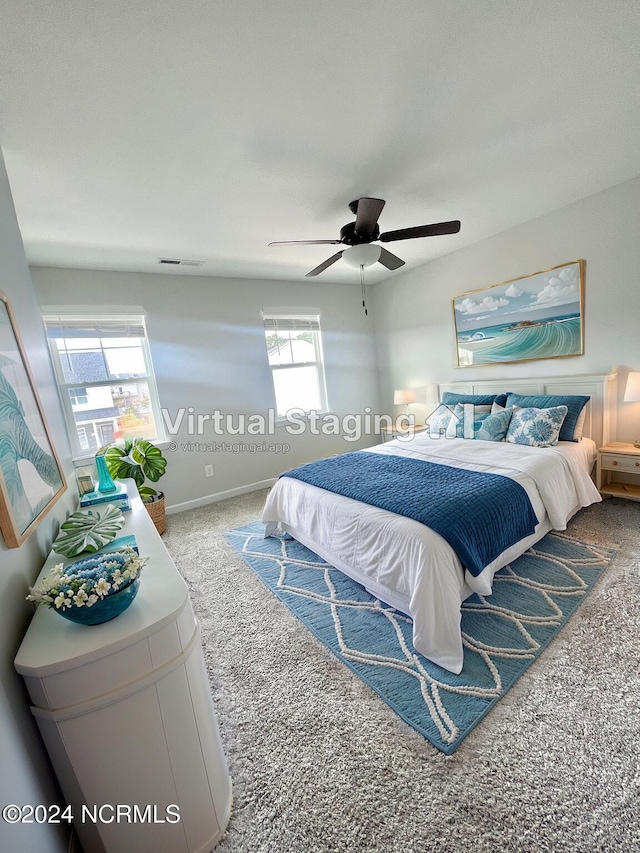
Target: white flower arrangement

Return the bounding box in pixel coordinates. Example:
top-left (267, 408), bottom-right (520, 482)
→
top-left (27, 547), bottom-right (148, 612)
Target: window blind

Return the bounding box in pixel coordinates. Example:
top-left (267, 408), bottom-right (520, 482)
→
top-left (43, 314), bottom-right (146, 339)
top-left (262, 312), bottom-right (320, 332)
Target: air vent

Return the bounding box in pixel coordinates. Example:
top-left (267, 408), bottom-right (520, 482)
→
top-left (158, 258), bottom-right (205, 267)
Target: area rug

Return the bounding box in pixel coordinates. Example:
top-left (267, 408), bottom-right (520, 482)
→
top-left (226, 523), bottom-right (615, 754)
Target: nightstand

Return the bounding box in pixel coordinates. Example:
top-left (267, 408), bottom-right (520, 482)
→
top-left (380, 424), bottom-right (428, 442)
top-left (597, 442), bottom-right (640, 502)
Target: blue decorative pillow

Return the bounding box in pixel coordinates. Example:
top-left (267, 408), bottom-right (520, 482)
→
top-left (505, 405), bottom-right (568, 447)
top-left (446, 403), bottom-right (492, 438)
top-left (426, 403), bottom-right (457, 437)
top-left (504, 393), bottom-right (589, 442)
top-left (475, 408), bottom-right (513, 442)
top-left (442, 392), bottom-right (502, 406)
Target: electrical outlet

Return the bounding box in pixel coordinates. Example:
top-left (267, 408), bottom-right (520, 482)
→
top-left (204, 464), bottom-right (214, 478)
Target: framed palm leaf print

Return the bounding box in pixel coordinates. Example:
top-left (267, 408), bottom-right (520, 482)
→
top-left (0, 291), bottom-right (66, 548)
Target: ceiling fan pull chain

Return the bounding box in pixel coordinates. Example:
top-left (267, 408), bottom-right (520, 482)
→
top-left (360, 264), bottom-right (368, 316)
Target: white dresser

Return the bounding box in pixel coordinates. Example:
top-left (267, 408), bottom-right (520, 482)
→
top-left (14, 482), bottom-right (232, 853)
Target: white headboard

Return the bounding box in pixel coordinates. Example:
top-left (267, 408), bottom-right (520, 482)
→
top-left (437, 372), bottom-right (617, 447)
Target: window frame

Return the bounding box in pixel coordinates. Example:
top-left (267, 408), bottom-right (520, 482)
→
top-left (263, 313), bottom-right (329, 419)
top-left (43, 310), bottom-right (166, 460)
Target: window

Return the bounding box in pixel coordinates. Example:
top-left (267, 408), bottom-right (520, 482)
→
top-left (263, 313), bottom-right (328, 417)
top-left (43, 310), bottom-right (165, 457)
top-left (69, 387), bottom-right (89, 405)
top-left (76, 425), bottom-right (90, 452)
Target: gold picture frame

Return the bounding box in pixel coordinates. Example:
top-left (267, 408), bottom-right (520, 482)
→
top-left (0, 291), bottom-right (66, 548)
top-left (452, 260), bottom-right (585, 368)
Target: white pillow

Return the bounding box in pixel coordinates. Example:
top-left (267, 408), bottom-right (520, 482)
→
top-left (573, 406), bottom-right (587, 441)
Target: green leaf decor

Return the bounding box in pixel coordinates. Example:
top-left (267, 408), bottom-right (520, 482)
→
top-left (104, 439), bottom-right (167, 499)
top-left (53, 505), bottom-right (126, 557)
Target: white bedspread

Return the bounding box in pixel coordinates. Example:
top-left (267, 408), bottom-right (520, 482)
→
top-left (261, 436), bottom-right (600, 674)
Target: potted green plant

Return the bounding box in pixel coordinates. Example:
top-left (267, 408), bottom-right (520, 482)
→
top-left (103, 438), bottom-right (168, 534)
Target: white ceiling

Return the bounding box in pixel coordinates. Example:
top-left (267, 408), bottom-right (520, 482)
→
top-left (2, 1), bottom-right (640, 284)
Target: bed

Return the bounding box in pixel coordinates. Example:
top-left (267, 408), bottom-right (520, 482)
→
top-left (262, 373), bottom-right (617, 674)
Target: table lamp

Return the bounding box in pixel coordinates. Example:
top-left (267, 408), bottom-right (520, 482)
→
top-left (394, 389), bottom-right (416, 414)
top-left (623, 372), bottom-right (640, 448)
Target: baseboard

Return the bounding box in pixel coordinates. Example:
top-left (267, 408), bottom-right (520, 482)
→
top-left (166, 478), bottom-right (277, 515)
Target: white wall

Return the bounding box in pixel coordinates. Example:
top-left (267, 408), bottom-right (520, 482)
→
top-left (0, 152), bottom-right (77, 852)
top-left (370, 176), bottom-right (640, 443)
top-left (30, 267), bottom-right (381, 511)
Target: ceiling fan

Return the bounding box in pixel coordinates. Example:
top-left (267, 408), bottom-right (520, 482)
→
top-left (268, 197), bottom-right (461, 277)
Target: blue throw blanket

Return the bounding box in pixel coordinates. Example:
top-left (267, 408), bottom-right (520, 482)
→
top-left (281, 451), bottom-right (538, 577)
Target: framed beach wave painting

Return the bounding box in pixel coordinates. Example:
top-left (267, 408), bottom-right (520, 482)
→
top-left (0, 291), bottom-right (66, 548)
top-left (452, 260), bottom-right (584, 368)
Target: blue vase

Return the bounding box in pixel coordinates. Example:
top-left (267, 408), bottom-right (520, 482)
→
top-left (95, 454), bottom-right (117, 493)
top-left (55, 578), bottom-right (140, 626)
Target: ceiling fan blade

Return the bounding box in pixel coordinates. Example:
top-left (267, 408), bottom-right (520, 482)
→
top-left (354, 197), bottom-right (385, 237)
top-left (268, 239), bottom-right (341, 246)
top-left (379, 220), bottom-right (461, 242)
top-left (378, 247), bottom-right (405, 270)
top-left (305, 251), bottom-right (344, 277)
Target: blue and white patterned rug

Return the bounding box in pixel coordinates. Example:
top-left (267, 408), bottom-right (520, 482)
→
top-left (226, 523), bottom-right (615, 754)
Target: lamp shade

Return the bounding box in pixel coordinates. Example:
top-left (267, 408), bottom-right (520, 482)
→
top-left (624, 372), bottom-right (640, 402)
top-left (342, 244), bottom-right (382, 268)
top-left (394, 389), bottom-right (416, 406)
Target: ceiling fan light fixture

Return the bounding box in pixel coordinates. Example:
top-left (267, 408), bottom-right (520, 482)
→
top-left (342, 244), bottom-right (382, 268)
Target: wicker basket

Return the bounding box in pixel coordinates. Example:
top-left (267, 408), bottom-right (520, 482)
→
top-left (144, 492), bottom-right (166, 535)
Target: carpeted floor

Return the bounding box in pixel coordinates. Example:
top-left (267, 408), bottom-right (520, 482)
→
top-left (163, 493), bottom-right (640, 853)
